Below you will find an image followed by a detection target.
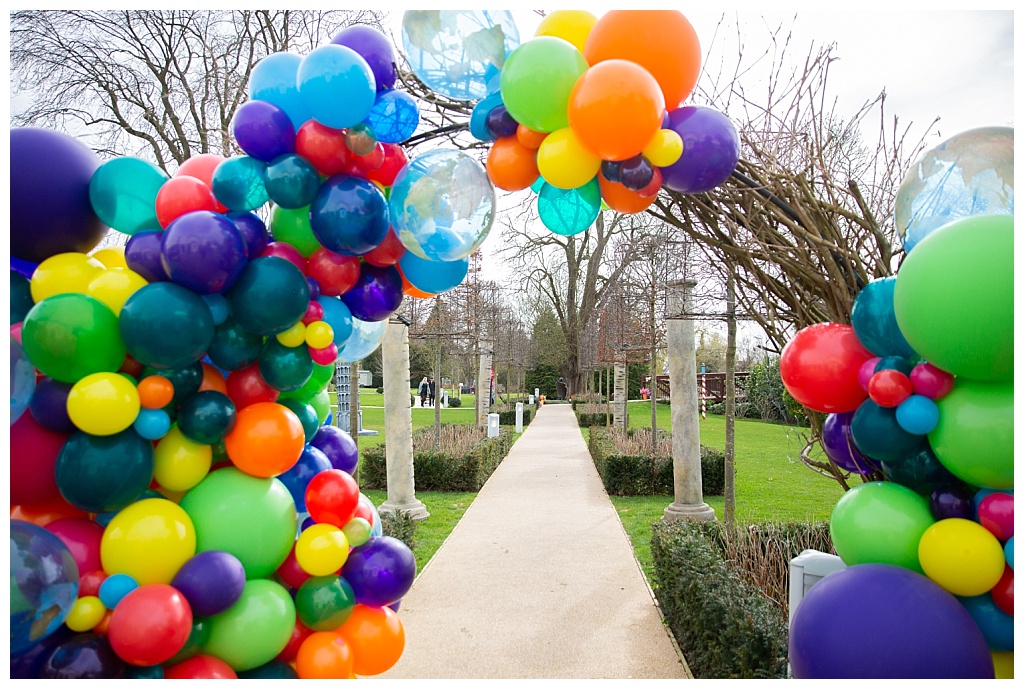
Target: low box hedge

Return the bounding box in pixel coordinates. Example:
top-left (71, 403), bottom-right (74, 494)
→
top-left (588, 427), bottom-right (724, 496)
top-left (575, 402), bottom-right (613, 427)
top-left (495, 405), bottom-right (534, 427)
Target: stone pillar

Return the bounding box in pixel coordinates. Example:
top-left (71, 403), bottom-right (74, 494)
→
top-left (477, 340), bottom-right (492, 427)
top-left (663, 280), bottom-right (716, 523)
top-left (378, 319), bottom-right (428, 521)
top-left (613, 363), bottom-right (627, 431)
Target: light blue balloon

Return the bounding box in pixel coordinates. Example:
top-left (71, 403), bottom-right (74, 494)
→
top-left (364, 89), bottom-right (420, 144)
top-left (11, 338), bottom-right (36, 423)
top-left (297, 44), bottom-right (376, 130)
top-left (1005, 536), bottom-right (1014, 570)
top-left (336, 317), bottom-right (387, 363)
top-left (538, 178), bottom-right (601, 236)
top-left (317, 295), bottom-right (354, 348)
top-left (398, 251), bottom-right (468, 296)
top-left (98, 573), bottom-right (139, 609)
top-left (249, 52), bottom-right (312, 131)
top-left (529, 175), bottom-right (546, 194)
top-left (469, 91), bottom-right (503, 142)
top-left (894, 394), bottom-right (940, 435)
top-left (211, 156), bottom-right (269, 212)
top-left (133, 408), bottom-right (171, 441)
top-left (850, 277), bottom-right (917, 359)
top-left (390, 149), bottom-right (495, 262)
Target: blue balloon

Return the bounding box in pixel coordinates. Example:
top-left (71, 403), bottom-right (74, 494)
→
top-left (11, 338), bottom-right (36, 423)
top-left (537, 178), bottom-right (601, 236)
top-left (895, 394), bottom-right (940, 435)
top-left (264, 154), bottom-right (321, 209)
top-left (340, 264), bottom-right (404, 322)
top-left (310, 175), bottom-right (389, 256)
top-left (957, 594), bottom-right (1014, 652)
top-left (398, 252), bottom-right (469, 296)
top-left (297, 44), bottom-right (376, 130)
top-left (202, 293), bottom-right (230, 326)
top-left (851, 277), bottom-right (917, 359)
top-left (211, 156), bottom-right (269, 212)
top-left (125, 230), bottom-right (169, 283)
top-left (133, 408), bottom-right (171, 441)
top-left (10, 521), bottom-right (79, 654)
top-left (97, 573), bottom-right (138, 609)
top-left (1005, 536), bottom-right (1014, 569)
top-left (469, 91), bottom-right (503, 142)
top-left (364, 89), bottom-right (420, 144)
top-left (278, 445), bottom-right (331, 512)
top-left (336, 317), bottom-right (387, 363)
top-left (317, 296), bottom-right (354, 347)
top-left (341, 536), bottom-right (416, 607)
top-left (249, 52), bottom-right (312, 131)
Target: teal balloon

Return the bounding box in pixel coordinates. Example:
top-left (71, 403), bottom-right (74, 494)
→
top-left (178, 390), bottom-right (237, 445)
top-left (226, 257), bottom-right (310, 336)
top-left (894, 214), bottom-right (1013, 381)
top-left (829, 481), bottom-right (935, 573)
top-left (529, 175), bottom-right (546, 194)
top-left (850, 277), bottom-right (916, 359)
top-left (143, 361), bottom-right (204, 414)
top-left (11, 271), bottom-right (34, 324)
top-left (929, 379), bottom-right (1013, 490)
top-left (295, 575), bottom-right (356, 631)
top-left (278, 362), bottom-right (334, 401)
top-left (238, 661), bottom-right (298, 679)
top-left (201, 579), bottom-right (296, 672)
top-left (277, 398), bottom-right (319, 442)
top-left (880, 441), bottom-right (958, 496)
top-left (265, 154), bottom-right (321, 210)
top-left (537, 178), bottom-right (601, 236)
top-left (119, 282), bottom-right (215, 370)
top-left (212, 155), bottom-right (270, 212)
top-left (207, 316), bottom-right (265, 371)
top-left (850, 400), bottom-right (924, 464)
top-left (500, 36), bottom-right (589, 133)
top-left (21, 293), bottom-right (126, 383)
top-left (258, 339), bottom-right (314, 393)
top-left (89, 156), bottom-right (169, 235)
top-left (55, 428), bottom-right (155, 513)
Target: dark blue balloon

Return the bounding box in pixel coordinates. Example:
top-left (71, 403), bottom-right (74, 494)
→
top-left (398, 252), bottom-right (469, 296)
top-left (125, 230), bottom-right (169, 283)
top-left (600, 159), bottom-right (623, 184)
top-left (278, 445), bottom-right (331, 511)
top-left (364, 89), bottom-right (420, 144)
top-left (620, 155), bottom-right (654, 191)
top-left (880, 441), bottom-right (959, 496)
top-left (340, 263), bottom-right (403, 322)
top-left (227, 211), bottom-right (270, 259)
top-left (851, 277), bottom-right (918, 359)
top-left (929, 483), bottom-right (976, 521)
top-left (206, 316), bottom-right (265, 372)
top-left (238, 660), bottom-right (299, 679)
top-left (10, 625), bottom-right (74, 679)
top-left (310, 175), bottom-right (389, 255)
top-left (306, 277), bottom-right (322, 301)
top-left (11, 270), bottom-right (35, 324)
top-left (161, 211), bottom-right (248, 294)
top-left (485, 104), bottom-right (518, 139)
top-left (11, 256), bottom-right (40, 280)
top-left (29, 377), bottom-right (77, 434)
top-left (264, 154), bottom-right (321, 209)
top-left (310, 425), bottom-right (358, 474)
top-left (231, 99), bottom-right (297, 163)
top-left (850, 399), bottom-right (923, 465)
top-left (341, 536), bottom-right (416, 607)
top-left (38, 633), bottom-right (129, 679)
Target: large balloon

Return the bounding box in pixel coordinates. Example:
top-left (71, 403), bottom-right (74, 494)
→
top-left (660, 106), bottom-right (740, 194)
top-left (160, 211), bottom-right (248, 294)
top-left (21, 293), bottom-right (126, 384)
top-left (500, 36), bottom-right (588, 134)
top-left (297, 44), bottom-right (376, 130)
top-left (249, 51), bottom-right (312, 131)
top-left (537, 178), bottom-right (601, 236)
top-left (780, 323), bottom-right (874, 414)
top-left (55, 429), bottom-right (155, 514)
top-left (226, 257), bottom-right (310, 336)
top-left (119, 282), bottom-right (215, 370)
top-left (310, 175), bottom-right (390, 256)
top-left (89, 157), bottom-right (169, 236)
top-left (100, 498), bottom-right (197, 585)
top-left (10, 520), bottom-right (80, 654)
top-left (397, 252), bottom-right (469, 296)
top-left (201, 579), bottom-right (297, 672)
top-left (928, 379), bottom-right (1013, 490)
top-left (829, 481), bottom-right (934, 573)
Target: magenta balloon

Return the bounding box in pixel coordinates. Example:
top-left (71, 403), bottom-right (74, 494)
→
top-left (45, 518), bottom-right (106, 575)
top-left (660, 106), bottom-right (740, 194)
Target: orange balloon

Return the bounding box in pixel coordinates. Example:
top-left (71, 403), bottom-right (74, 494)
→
top-left (93, 610), bottom-right (115, 636)
top-left (516, 124), bottom-right (548, 150)
top-left (568, 59), bottom-right (665, 161)
top-left (486, 136), bottom-right (540, 192)
top-left (296, 631), bottom-right (354, 679)
top-left (598, 173), bottom-right (657, 214)
top-left (397, 266), bottom-right (436, 299)
top-left (224, 402), bottom-right (305, 478)
top-left (11, 496), bottom-right (90, 526)
top-left (337, 604), bottom-right (405, 677)
top-left (583, 10), bottom-right (702, 109)
top-left (137, 375), bottom-right (175, 410)
top-left (198, 363), bottom-right (228, 395)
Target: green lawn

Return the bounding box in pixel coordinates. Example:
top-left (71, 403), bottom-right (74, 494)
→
top-left (333, 389), bottom-right (479, 449)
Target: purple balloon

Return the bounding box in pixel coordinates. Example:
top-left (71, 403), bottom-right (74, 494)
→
top-left (620, 155), bottom-right (654, 191)
top-left (124, 230), bottom-right (169, 283)
top-left (28, 377), bottom-right (76, 434)
top-left (821, 412), bottom-right (879, 474)
top-left (340, 263), bottom-right (403, 322)
top-left (227, 211), bottom-right (270, 259)
top-left (306, 277), bottom-right (322, 301)
top-left (929, 483), bottom-right (975, 521)
top-left (11, 257), bottom-right (39, 280)
top-left (485, 105), bottom-right (518, 139)
top-left (231, 100), bottom-right (297, 163)
top-left (11, 128), bottom-right (106, 263)
top-left (311, 425), bottom-right (359, 475)
top-left (160, 211), bottom-right (249, 294)
top-left (660, 106), bottom-right (740, 194)
top-left (341, 536), bottom-right (416, 607)
top-left (790, 564), bottom-right (994, 679)
top-left (170, 550), bottom-right (246, 617)
top-left (331, 25), bottom-right (396, 92)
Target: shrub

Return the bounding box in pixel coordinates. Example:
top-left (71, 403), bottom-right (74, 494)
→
top-left (448, 397), bottom-right (462, 408)
top-left (571, 393), bottom-right (605, 410)
top-left (378, 509), bottom-right (418, 551)
top-left (376, 387), bottom-right (384, 394)
top-left (495, 405), bottom-right (532, 426)
top-left (588, 427), bottom-right (724, 496)
top-left (574, 402), bottom-right (612, 427)
top-left (746, 357), bottom-right (807, 425)
top-left (705, 401), bottom-right (755, 418)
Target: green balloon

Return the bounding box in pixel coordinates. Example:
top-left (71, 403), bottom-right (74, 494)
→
top-left (270, 205), bottom-right (321, 258)
top-left (829, 481), bottom-right (934, 573)
top-left (226, 257), bottom-right (310, 336)
top-left (277, 398), bottom-right (320, 442)
top-left (500, 36), bottom-right (589, 133)
top-left (202, 579), bottom-right (296, 672)
top-left (166, 617), bottom-right (212, 665)
top-left (178, 390), bottom-right (237, 445)
top-left (311, 388), bottom-right (331, 425)
top-left (120, 282), bottom-right (214, 370)
top-left (929, 379), bottom-right (1013, 490)
top-left (179, 467), bottom-right (297, 579)
top-left (278, 362), bottom-right (333, 401)
top-left (207, 316), bottom-right (265, 371)
top-left (55, 429), bottom-right (155, 513)
top-left (21, 293), bottom-right (126, 383)
top-left (295, 575), bottom-right (356, 631)
top-left (894, 214), bottom-right (1013, 381)
top-left (89, 156), bottom-right (169, 235)
top-left (258, 339), bottom-right (314, 393)
top-left (10, 271), bottom-right (34, 325)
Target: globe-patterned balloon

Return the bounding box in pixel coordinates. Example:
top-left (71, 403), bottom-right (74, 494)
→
top-left (10, 520), bottom-right (80, 654)
top-left (402, 10), bottom-right (519, 101)
top-left (364, 89), bottom-right (420, 144)
top-left (336, 316), bottom-right (388, 363)
top-left (389, 149), bottom-right (496, 262)
top-left (894, 127), bottom-right (1013, 253)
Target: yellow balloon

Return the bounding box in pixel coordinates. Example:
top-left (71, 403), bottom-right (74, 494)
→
top-left (154, 426), bottom-right (213, 492)
top-left (65, 596), bottom-right (107, 632)
top-left (305, 321), bottom-right (335, 350)
top-left (992, 651), bottom-right (1013, 679)
top-left (86, 267), bottom-right (149, 314)
top-left (536, 127), bottom-right (602, 190)
top-left (642, 129), bottom-right (684, 167)
top-left (66, 372), bottom-right (141, 436)
top-left (277, 321), bottom-right (307, 348)
top-left (100, 498), bottom-right (197, 585)
top-left (295, 523), bottom-right (350, 576)
top-left (30, 252), bottom-right (106, 302)
top-left (535, 10), bottom-right (598, 54)
top-left (917, 518), bottom-right (1005, 597)
top-left (91, 246), bottom-right (129, 270)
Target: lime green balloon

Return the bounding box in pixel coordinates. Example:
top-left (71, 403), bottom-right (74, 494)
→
top-left (929, 379), bottom-right (1013, 490)
top-left (89, 157), bottom-right (169, 235)
top-left (269, 204), bottom-right (321, 258)
top-left (499, 36), bottom-right (589, 133)
top-left (311, 388), bottom-right (331, 425)
top-left (179, 467), bottom-right (297, 579)
top-left (894, 214), bottom-right (1013, 381)
top-left (829, 481), bottom-right (935, 573)
top-left (278, 362), bottom-right (333, 401)
top-left (202, 579), bottom-right (296, 671)
top-left (21, 293), bottom-right (127, 383)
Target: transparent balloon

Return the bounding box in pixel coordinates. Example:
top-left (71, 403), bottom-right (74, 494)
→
top-left (336, 317), bottom-right (388, 363)
top-left (364, 90), bottom-right (420, 144)
top-left (11, 337), bottom-right (36, 423)
top-left (10, 520), bottom-right (80, 654)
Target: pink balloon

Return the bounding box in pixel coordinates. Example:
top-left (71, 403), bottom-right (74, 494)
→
top-left (858, 357), bottom-right (881, 392)
top-left (310, 343), bottom-right (339, 366)
top-left (261, 241), bottom-right (308, 274)
top-left (977, 492), bottom-right (1014, 542)
top-left (910, 362), bottom-right (955, 400)
top-left (11, 412), bottom-right (69, 505)
top-left (45, 517), bottom-right (106, 574)
top-left (11, 322), bottom-right (24, 343)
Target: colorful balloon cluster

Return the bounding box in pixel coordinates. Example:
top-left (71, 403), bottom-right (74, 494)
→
top-left (402, 10), bottom-right (740, 236)
top-left (780, 127), bottom-right (1014, 679)
top-left (8, 23), bottom-right (444, 681)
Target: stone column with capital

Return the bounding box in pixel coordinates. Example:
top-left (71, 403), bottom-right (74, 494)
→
top-left (663, 280), bottom-right (716, 523)
top-left (378, 318), bottom-right (428, 521)
top-left (477, 339), bottom-right (492, 427)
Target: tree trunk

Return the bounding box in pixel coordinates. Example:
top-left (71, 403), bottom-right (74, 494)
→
top-left (724, 273), bottom-right (737, 528)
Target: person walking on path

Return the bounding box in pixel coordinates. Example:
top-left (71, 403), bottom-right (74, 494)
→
top-left (427, 377), bottom-right (436, 407)
top-left (418, 377), bottom-right (428, 407)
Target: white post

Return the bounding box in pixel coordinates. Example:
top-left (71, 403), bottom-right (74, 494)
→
top-left (515, 402), bottom-right (524, 433)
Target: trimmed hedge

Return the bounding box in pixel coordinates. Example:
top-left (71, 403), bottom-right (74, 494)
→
top-left (495, 405), bottom-right (534, 427)
top-left (588, 427), bottom-right (724, 496)
top-left (575, 402), bottom-right (613, 427)
top-left (448, 397), bottom-right (462, 408)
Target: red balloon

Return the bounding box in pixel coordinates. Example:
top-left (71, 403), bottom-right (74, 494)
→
top-left (296, 121), bottom-right (351, 176)
top-left (362, 229), bottom-right (406, 268)
top-left (118, 353), bottom-right (146, 379)
top-left (261, 241), bottom-right (308, 274)
top-left (779, 323), bottom-right (874, 413)
top-left (364, 144), bottom-right (408, 188)
top-left (45, 517), bottom-right (105, 574)
top-left (226, 362), bottom-right (280, 410)
top-left (637, 166), bottom-right (664, 198)
top-left (352, 142), bottom-right (386, 173)
top-left (305, 469), bottom-right (360, 529)
top-left (79, 569), bottom-right (109, 598)
top-left (867, 369), bottom-right (913, 408)
top-left (977, 492), bottom-right (1014, 542)
top-left (155, 176), bottom-right (219, 228)
top-left (164, 654), bottom-right (238, 679)
top-left (990, 565), bottom-right (1013, 616)
top-left (108, 584), bottom-right (193, 666)
top-left (11, 412), bottom-right (69, 505)
top-left (302, 300), bottom-right (326, 325)
top-left (307, 248), bottom-right (361, 296)
top-left (175, 153), bottom-right (228, 213)
top-left (353, 495), bottom-right (376, 527)
top-left (277, 620), bottom-right (315, 664)
top-left (277, 543), bottom-right (313, 590)
top-left (11, 495), bottom-right (88, 527)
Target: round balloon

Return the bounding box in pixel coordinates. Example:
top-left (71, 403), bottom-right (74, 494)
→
top-left (850, 277), bottom-right (917, 359)
top-left (170, 550), bottom-right (247, 618)
top-left (310, 175), bottom-right (390, 256)
top-left (160, 210), bottom-right (248, 294)
top-left (364, 89), bottom-right (420, 144)
top-left (249, 51), bottom-right (312, 130)
top-left (297, 44), bottom-right (376, 130)
top-left (340, 263), bottom-right (404, 322)
top-left (779, 323), bottom-right (873, 414)
top-left (226, 257), bottom-right (310, 336)
top-left (55, 429), bottom-right (155, 514)
top-left (89, 157), bottom-right (168, 236)
top-left (829, 481), bottom-right (934, 573)
top-left (200, 579), bottom-right (297, 672)
top-left (211, 155), bottom-right (269, 212)
top-left (918, 518), bottom-right (1006, 596)
top-left (500, 36), bottom-right (588, 134)
top-left (659, 106), bottom-right (740, 193)
top-left (266, 157), bottom-right (321, 211)
top-left (21, 293), bottom-right (126, 384)
top-left (929, 379), bottom-right (1013, 490)
top-left (10, 520), bottom-right (80, 653)
top-left (397, 252), bottom-right (469, 296)
top-left (820, 411), bottom-right (879, 474)
top-left (119, 282), bottom-right (215, 370)
top-left (231, 99), bottom-right (296, 163)
top-left (332, 24), bottom-right (396, 91)
top-left (341, 536), bottom-right (417, 607)
top-left (537, 178), bottom-right (601, 236)
top-left (100, 498), bottom-right (197, 585)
